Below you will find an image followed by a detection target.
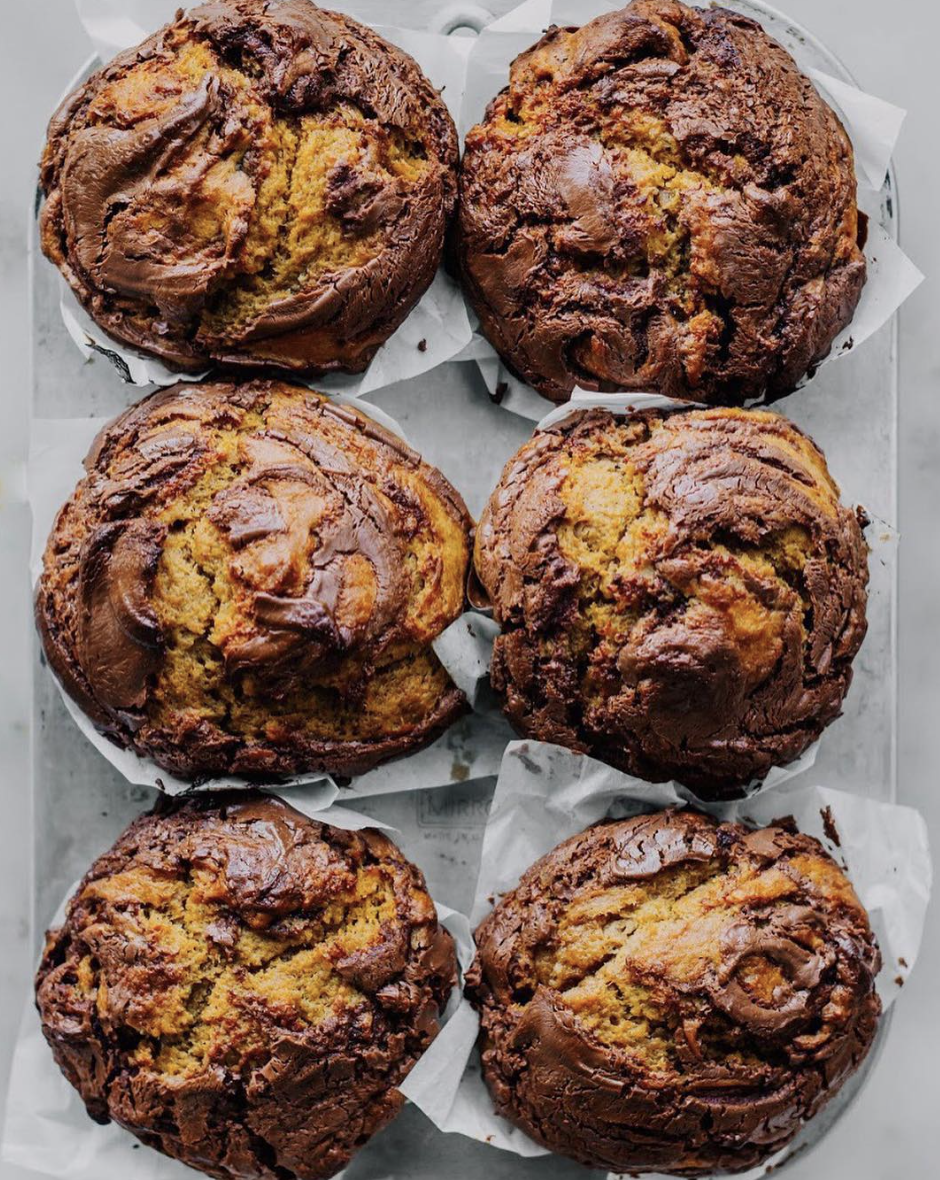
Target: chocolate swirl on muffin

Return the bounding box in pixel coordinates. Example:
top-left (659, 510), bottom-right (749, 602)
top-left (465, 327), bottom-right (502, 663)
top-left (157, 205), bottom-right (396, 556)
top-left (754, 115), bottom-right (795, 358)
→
top-left (458, 0), bottom-right (866, 404)
top-left (468, 809), bottom-right (881, 1176)
top-left (39, 0), bottom-right (458, 375)
top-left (36, 379), bottom-right (471, 778)
top-left (474, 407), bottom-right (868, 796)
top-left (37, 793), bottom-right (457, 1180)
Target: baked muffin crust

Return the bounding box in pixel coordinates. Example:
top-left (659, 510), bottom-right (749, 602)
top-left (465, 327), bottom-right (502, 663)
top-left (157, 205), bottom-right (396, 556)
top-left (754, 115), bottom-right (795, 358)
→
top-left (458, 0), bottom-right (866, 404)
top-left (474, 407), bottom-right (868, 796)
top-left (36, 379), bottom-right (471, 778)
top-left (37, 793), bottom-right (457, 1180)
top-left (468, 809), bottom-right (881, 1175)
top-left (40, 0), bottom-right (458, 375)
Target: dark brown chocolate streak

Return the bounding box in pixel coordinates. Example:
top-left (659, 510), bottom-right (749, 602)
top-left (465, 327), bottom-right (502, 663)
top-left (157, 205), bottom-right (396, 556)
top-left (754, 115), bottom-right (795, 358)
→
top-left (40, 0), bottom-right (460, 375)
top-left (457, 0), bottom-right (866, 405)
top-left (35, 379), bottom-right (473, 779)
top-left (36, 792), bottom-right (458, 1180)
top-left (62, 77), bottom-right (226, 315)
top-left (467, 810), bottom-right (881, 1176)
top-left (75, 519), bottom-right (166, 722)
top-left (206, 454), bottom-right (401, 683)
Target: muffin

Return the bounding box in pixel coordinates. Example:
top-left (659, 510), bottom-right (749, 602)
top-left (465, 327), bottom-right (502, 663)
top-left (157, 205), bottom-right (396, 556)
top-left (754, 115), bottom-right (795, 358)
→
top-left (468, 809), bottom-right (881, 1175)
top-left (458, 0), bottom-right (866, 404)
top-left (39, 0), bottom-right (458, 375)
top-left (474, 407), bottom-right (868, 797)
top-left (36, 379), bottom-right (471, 778)
top-left (37, 793), bottom-right (457, 1180)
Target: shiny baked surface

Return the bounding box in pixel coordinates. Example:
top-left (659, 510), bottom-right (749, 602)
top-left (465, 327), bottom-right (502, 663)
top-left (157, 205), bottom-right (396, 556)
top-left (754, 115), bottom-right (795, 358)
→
top-left (468, 808), bottom-right (881, 1175)
top-left (458, 0), bottom-right (865, 404)
top-left (474, 406), bottom-right (868, 795)
top-left (37, 793), bottom-right (457, 1180)
top-left (39, 0), bottom-right (458, 375)
top-left (36, 379), bottom-right (471, 778)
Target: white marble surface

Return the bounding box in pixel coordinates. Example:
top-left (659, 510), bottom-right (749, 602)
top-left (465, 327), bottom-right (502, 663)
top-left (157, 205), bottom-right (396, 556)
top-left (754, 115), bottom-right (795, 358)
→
top-left (0, 1), bottom-right (937, 1177)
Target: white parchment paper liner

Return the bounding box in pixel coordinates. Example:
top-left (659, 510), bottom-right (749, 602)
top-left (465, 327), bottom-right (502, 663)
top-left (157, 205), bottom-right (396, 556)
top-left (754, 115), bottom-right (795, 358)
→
top-left (469, 385), bottom-right (898, 788)
top-left (29, 396), bottom-right (507, 799)
top-left (402, 738), bottom-right (932, 1178)
top-left (459, 0), bottom-right (924, 421)
top-left (52, 0), bottom-right (472, 395)
top-left (1, 792), bottom-right (476, 1180)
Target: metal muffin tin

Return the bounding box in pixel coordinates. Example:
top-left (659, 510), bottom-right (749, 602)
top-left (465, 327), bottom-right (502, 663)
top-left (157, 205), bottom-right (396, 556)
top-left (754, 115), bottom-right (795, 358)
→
top-left (26, 2), bottom-right (899, 1177)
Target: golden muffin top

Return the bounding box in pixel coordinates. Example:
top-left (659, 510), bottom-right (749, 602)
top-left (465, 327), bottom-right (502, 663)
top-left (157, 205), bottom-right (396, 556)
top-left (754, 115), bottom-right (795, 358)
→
top-left (37, 379), bottom-right (472, 778)
top-left (468, 808), bottom-right (881, 1175)
top-left (458, 0), bottom-right (865, 404)
top-left (474, 406), bottom-right (868, 796)
top-left (40, 0), bottom-right (458, 375)
top-left (38, 793), bottom-right (457, 1180)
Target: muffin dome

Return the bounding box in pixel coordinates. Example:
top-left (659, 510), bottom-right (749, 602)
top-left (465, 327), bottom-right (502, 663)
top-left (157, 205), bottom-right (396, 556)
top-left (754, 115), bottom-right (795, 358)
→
top-left (474, 407), bottom-right (868, 796)
top-left (458, 0), bottom-right (865, 404)
top-left (468, 809), bottom-right (881, 1176)
top-left (37, 793), bottom-right (457, 1180)
top-left (40, 0), bottom-right (458, 375)
top-left (36, 379), bottom-right (471, 778)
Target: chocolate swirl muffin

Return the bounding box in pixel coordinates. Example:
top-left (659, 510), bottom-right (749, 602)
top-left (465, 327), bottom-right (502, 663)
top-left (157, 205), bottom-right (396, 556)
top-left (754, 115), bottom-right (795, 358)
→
top-left (474, 407), bottom-right (868, 796)
top-left (458, 0), bottom-right (866, 404)
top-left (468, 809), bottom-right (881, 1175)
top-left (37, 793), bottom-right (457, 1180)
top-left (40, 0), bottom-right (458, 375)
top-left (36, 379), bottom-right (471, 778)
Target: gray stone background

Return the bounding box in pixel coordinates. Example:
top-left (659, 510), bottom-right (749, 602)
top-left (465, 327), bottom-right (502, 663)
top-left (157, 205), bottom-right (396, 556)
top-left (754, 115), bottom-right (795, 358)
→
top-left (0, 2), bottom-right (936, 1177)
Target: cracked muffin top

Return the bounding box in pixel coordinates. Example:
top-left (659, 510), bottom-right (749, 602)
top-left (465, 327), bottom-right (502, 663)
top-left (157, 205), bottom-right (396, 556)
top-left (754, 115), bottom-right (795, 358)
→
top-left (39, 0), bottom-right (458, 376)
top-left (36, 379), bottom-right (471, 779)
top-left (468, 809), bottom-right (881, 1176)
top-left (458, 0), bottom-right (866, 405)
top-left (36, 793), bottom-right (457, 1180)
top-left (474, 406), bottom-right (868, 797)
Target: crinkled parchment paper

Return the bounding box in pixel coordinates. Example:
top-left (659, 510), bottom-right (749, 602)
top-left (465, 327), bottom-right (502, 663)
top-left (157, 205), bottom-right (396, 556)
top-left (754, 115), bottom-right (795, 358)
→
top-left (403, 738), bottom-right (932, 1178)
top-left (50, 1), bottom-right (473, 393)
top-left (458, 0), bottom-right (923, 420)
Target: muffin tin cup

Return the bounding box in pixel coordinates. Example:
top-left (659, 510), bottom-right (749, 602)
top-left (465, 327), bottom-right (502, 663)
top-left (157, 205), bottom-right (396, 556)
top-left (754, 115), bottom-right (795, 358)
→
top-left (2, 796), bottom-right (476, 1180)
top-left (460, 0), bottom-right (922, 421)
top-left (27, 394), bottom-right (510, 800)
top-left (402, 738), bottom-right (932, 1177)
top-left (48, 2), bottom-right (475, 396)
top-left (469, 387), bottom-right (897, 802)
